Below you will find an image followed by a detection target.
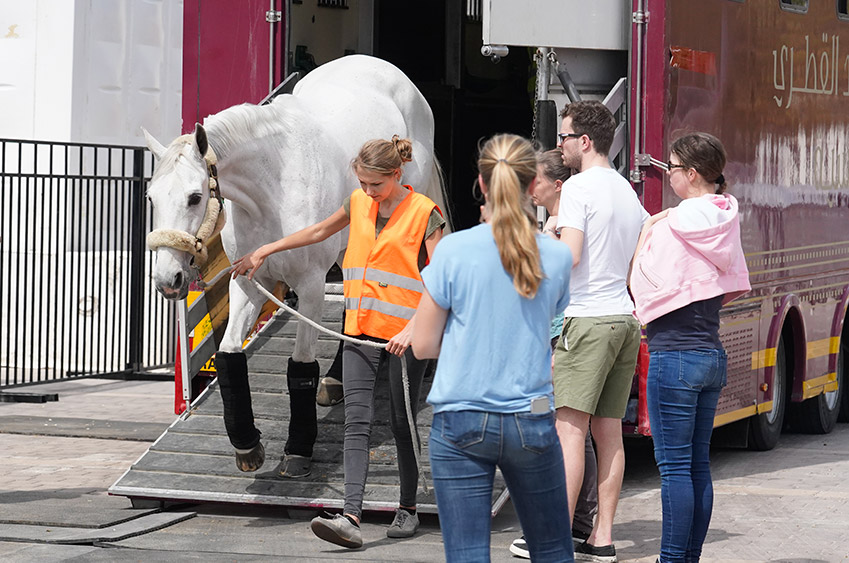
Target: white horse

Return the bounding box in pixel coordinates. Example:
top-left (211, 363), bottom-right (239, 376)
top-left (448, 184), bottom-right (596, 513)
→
top-left (143, 54), bottom-right (447, 474)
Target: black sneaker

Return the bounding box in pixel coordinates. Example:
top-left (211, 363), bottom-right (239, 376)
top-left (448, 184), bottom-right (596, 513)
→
top-left (509, 535), bottom-right (530, 559)
top-left (572, 527), bottom-right (591, 545)
top-left (574, 540), bottom-right (617, 563)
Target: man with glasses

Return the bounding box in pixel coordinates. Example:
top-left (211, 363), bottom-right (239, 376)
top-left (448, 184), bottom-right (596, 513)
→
top-left (553, 100), bottom-right (648, 562)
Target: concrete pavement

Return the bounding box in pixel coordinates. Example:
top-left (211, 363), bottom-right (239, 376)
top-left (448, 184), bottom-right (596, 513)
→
top-left (1, 377), bottom-right (848, 561)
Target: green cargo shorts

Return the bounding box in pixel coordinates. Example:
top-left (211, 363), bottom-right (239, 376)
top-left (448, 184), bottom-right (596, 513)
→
top-left (552, 315), bottom-right (641, 418)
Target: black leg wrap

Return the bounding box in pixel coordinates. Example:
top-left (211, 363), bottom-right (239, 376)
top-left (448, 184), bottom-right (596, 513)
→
top-left (285, 358), bottom-right (319, 457)
top-left (215, 351), bottom-right (261, 450)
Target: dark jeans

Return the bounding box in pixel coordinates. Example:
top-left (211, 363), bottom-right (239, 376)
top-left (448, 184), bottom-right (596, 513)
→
top-left (342, 340), bottom-right (428, 518)
top-left (647, 349), bottom-right (727, 563)
top-left (430, 410), bottom-right (574, 563)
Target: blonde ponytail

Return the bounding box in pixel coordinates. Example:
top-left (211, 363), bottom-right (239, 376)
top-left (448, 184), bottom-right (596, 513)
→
top-left (479, 134), bottom-right (542, 298)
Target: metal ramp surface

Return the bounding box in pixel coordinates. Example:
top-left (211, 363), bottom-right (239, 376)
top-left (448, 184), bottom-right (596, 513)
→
top-left (109, 294), bottom-right (508, 514)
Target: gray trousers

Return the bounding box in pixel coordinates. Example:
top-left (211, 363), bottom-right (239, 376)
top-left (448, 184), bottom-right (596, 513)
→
top-left (341, 339), bottom-right (429, 518)
top-left (551, 335), bottom-right (598, 535)
top-left (574, 428), bottom-right (599, 536)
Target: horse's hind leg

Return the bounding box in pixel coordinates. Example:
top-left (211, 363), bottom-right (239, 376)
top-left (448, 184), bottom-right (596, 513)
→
top-left (279, 272), bottom-right (326, 478)
top-left (216, 278), bottom-right (267, 472)
top-left (317, 338), bottom-right (344, 407)
top-left (316, 250), bottom-right (346, 407)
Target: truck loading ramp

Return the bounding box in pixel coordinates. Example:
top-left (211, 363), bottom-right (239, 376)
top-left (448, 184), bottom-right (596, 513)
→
top-left (109, 294), bottom-right (508, 515)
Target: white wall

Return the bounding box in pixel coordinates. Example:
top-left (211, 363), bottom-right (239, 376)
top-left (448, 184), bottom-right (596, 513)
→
top-left (0, 0), bottom-right (183, 145)
top-left (0, 0), bottom-right (181, 382)
top-left (0, 1), bottom-right (75, 141)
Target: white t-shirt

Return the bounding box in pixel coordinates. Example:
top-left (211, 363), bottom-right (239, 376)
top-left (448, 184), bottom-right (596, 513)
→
top-left (556, 166), bottom-right (649, 317)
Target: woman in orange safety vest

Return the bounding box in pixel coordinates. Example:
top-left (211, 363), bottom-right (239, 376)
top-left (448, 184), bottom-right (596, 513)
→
top-left (232, 135), bottom-right (444, 548)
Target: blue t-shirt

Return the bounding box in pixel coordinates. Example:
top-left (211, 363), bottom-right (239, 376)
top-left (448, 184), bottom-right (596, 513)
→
top-left (421, 224), bottom-right (572, 413)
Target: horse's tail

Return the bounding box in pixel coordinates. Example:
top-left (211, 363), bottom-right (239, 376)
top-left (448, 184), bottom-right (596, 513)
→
top-left (428, 156), bottom-right (454, 233)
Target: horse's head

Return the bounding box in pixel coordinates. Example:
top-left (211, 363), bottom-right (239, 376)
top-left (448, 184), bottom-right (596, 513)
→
top-left (144, 124), bottom-right (224, 300)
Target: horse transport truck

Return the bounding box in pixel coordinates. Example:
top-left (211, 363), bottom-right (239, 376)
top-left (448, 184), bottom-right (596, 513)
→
top-left (109, 0), bottom-right (849, 511)
top-left (487, 0), bottom-right (848, 448)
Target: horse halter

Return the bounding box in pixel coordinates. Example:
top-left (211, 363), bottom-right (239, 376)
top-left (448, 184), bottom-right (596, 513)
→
top-left (146, 145), bottom-right (226, 269)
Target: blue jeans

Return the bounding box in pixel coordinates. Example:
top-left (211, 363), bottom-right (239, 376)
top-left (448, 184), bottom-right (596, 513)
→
top-left (430, 410), bottom-right (574, 563)
top-left (647, 349), bottom-right (727, 563)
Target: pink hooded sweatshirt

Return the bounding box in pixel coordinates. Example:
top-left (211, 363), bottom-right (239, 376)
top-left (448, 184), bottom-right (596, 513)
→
top-left (631, 193), bottom-right (751, 325)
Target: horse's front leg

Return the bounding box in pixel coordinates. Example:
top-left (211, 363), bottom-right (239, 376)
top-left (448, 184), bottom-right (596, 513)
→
top-left (278, 271), bottom-right (326, 478)
top-left (215, 277), bottom-right (267, 472)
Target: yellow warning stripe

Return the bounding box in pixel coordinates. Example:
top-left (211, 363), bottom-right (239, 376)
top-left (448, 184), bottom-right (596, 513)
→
top-left (801, 372), bottom-right (839, 400)
top-left (714, 405), bottom-right (757, 427)
top-left (713, 401), bottom-right (778, 427)
top-left (807, 337), bottom-right (840, 360)
top-left (751, 348), bottom-right (776, 370)
top-left (751, 337), bottom-right (839, 371)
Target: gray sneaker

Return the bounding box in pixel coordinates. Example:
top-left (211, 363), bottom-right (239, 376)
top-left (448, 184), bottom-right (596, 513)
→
top-left (310, 514), bottom-right (362, 548)
top-left (386, 508), bottom-right (419, 538)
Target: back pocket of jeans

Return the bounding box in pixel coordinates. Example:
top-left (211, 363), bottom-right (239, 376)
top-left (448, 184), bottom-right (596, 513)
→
top-left (515, 412), bottom-right (558, 454)
top-left (678, 350), bottom-right (719, 391)
top-left (441, 411), bottom-right (488, 449)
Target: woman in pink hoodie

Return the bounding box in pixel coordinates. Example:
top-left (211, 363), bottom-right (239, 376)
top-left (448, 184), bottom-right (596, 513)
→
top-left (630, 133), bottom-right (750, 563)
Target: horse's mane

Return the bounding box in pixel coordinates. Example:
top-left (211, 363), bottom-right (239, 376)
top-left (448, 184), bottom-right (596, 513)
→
top-left (203, 101), bottom-right (298, 161)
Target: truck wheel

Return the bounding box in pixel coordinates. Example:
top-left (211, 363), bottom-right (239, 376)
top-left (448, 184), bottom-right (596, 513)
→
top-left (748, 335), bottom-right (786, 450)
top-left (839, 335), bottom-right (849, 423)
top-left (788, 336), bottom-right (843, 433)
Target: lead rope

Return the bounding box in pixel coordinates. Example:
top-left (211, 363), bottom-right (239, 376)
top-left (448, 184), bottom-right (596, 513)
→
top-left (198, 266), bottom-right (429, 494)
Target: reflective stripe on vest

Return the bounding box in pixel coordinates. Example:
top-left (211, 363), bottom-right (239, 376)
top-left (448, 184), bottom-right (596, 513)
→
top-left (358, 297), bottom-right (417, 320)
top-left (342, 267), bottom-right (424, 293)
top-left (342, 186), bottom-right (439, 340)
top-left (343, 267), bottom-right (364, 282)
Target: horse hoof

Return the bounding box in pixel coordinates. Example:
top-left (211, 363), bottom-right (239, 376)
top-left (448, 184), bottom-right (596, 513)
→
top-left (279, 454), bottom-right (312, 479)
top-left (235, 442), bottom-right (265, 472)
top-left (316, 377), bottom-right (344, 406)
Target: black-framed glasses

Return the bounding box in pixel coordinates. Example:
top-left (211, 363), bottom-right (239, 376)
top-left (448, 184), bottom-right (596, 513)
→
top-left (651, 158), bottom-right (687, 172)
top-left (557, 132), bottom-right (583, 143)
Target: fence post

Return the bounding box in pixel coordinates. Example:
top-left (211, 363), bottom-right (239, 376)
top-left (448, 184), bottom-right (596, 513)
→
top-left (127, 148), bottom-right (147, 374)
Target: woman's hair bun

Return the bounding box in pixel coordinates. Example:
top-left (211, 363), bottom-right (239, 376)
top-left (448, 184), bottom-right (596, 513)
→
top-left (391, 135), bottom-right (413, 163)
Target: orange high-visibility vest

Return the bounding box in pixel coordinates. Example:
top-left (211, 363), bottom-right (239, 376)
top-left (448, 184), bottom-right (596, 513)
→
top-left (342, 186), bottom-right (439, 340)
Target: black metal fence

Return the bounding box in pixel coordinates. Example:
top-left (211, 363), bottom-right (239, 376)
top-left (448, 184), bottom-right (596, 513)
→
top-left (0, 138), bottom-right (177, 387)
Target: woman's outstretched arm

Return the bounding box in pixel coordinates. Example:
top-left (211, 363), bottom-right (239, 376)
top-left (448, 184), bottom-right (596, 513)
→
top-left (232, 206), bottom-right (349, 279)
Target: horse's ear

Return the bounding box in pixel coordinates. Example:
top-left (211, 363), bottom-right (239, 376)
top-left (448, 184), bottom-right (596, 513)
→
top-left (141, 127), bottom-right (167, 161)
top-left (194, 123), bottom-right (209, 158)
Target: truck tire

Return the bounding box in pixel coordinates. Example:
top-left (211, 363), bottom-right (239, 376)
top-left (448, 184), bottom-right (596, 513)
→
top-left (839, 334), bottom-right (849, 423)
top-left (748, 335), bottom-right (787, 451)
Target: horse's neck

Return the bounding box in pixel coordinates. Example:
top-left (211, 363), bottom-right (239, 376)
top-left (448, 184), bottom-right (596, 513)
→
top-left (208, 136), bottom-right (279, 218)
top-left (205, 103), bottom-right (346, 222)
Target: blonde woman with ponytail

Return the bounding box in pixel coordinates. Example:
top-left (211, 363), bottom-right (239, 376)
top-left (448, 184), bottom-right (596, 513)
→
top-left (413, 134), bottom-right (575, 562)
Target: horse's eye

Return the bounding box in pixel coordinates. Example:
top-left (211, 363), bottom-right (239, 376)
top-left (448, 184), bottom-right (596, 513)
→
top-left (187, 193), bottom-right (202, 207)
